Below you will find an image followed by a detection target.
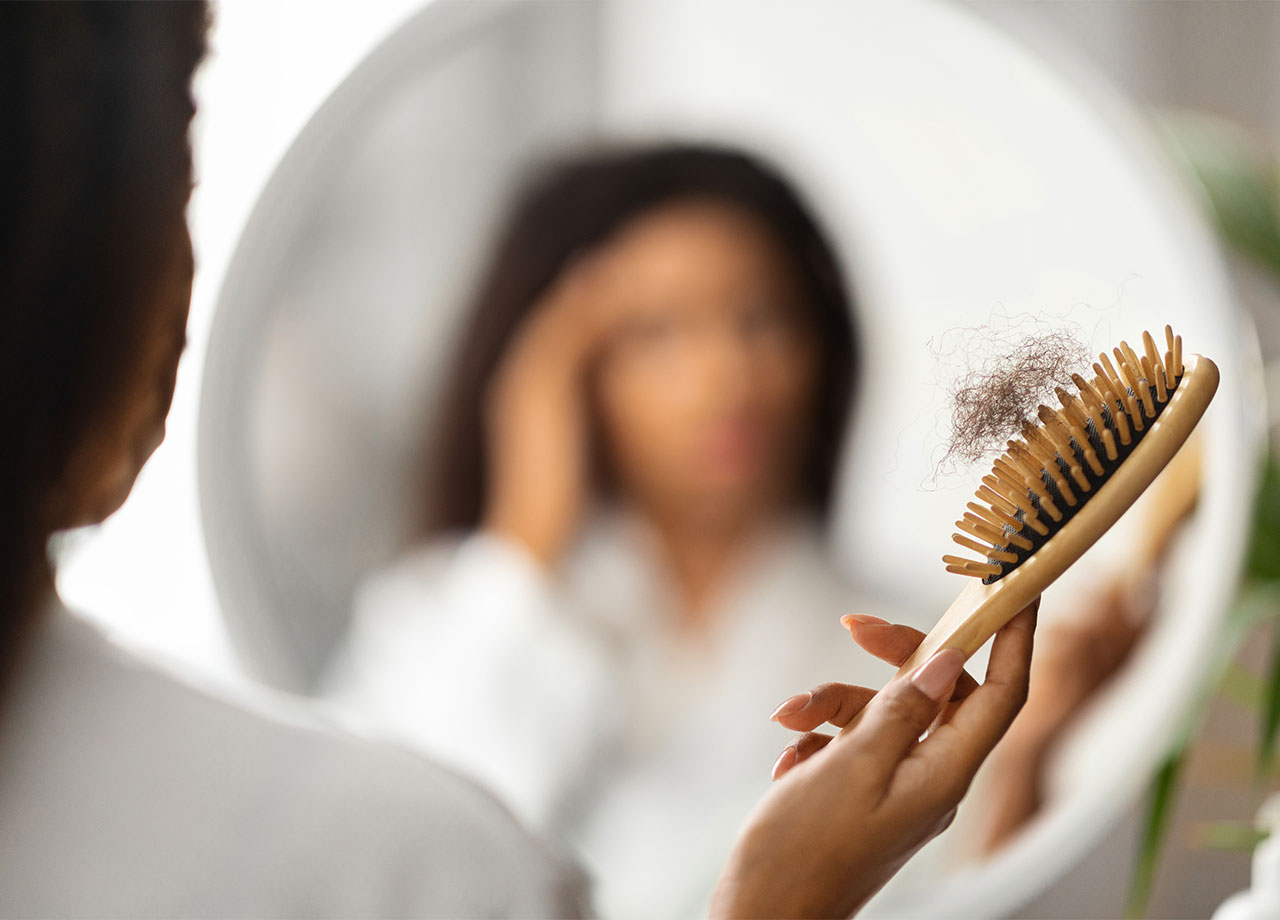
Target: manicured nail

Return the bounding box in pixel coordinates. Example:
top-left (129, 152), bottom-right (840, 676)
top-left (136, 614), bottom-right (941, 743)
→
top-left (911, 648), bottom-right (966, 701)
top-left (770, 692), bottom-right (811, 721)
top-left (841, 613), bottom-right (888, 632)
top-left (771, 745), bottom-right (798, 780)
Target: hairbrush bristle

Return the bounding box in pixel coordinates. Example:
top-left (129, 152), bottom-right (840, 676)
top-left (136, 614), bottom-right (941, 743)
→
top-left (946, 326), bottom-right (1183, 584)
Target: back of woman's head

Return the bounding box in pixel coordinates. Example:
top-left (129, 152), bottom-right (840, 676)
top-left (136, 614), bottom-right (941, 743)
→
top-left (0, 2), bottom-right (207, 677)
top-left (427, 143), bottom-right (860, 534)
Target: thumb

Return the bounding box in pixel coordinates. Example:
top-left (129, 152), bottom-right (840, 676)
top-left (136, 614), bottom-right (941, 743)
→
top-left (845, 648), bottom-right (967, 768)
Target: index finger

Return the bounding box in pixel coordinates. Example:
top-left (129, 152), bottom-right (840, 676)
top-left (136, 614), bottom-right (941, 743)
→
top-left (844, 619), bottom-right (981, 702)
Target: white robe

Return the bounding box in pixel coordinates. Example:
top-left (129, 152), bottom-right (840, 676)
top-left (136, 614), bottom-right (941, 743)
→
top-left (0, 598), bottom-right (588, 918)
top-left (323, 513), bottom-right (889, 919)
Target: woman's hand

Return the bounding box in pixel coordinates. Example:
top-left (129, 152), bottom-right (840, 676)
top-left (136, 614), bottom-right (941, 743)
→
top-left (483, 256), bottom-right (617, 565)
top-left (711, 602), bottom-right (1037, 919)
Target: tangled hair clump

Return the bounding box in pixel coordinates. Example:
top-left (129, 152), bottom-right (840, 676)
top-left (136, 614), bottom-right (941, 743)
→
top-left (939, 324), bottom-right (1092, 468)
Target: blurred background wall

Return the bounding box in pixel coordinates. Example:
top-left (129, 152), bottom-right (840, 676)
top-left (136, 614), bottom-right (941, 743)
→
top-left (969, 1), bottom-right (1280, 141)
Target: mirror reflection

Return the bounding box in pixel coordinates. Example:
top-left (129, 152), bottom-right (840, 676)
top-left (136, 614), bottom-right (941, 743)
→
top-left (196, 2), bottom-right (1259, 917)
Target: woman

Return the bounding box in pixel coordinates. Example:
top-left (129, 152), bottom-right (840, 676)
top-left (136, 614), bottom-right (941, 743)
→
top-left (321, 146), bottom-right (947, 916)
top-left (0, 4), bottom-right (1036, 917)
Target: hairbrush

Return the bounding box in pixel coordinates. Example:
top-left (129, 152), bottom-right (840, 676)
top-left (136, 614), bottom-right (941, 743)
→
top-left (886, 326), bottom-right (1216, 679)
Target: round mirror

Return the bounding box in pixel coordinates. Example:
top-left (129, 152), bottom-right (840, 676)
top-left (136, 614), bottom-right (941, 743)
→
top-left (200, 1), bottom-right (1260, 915)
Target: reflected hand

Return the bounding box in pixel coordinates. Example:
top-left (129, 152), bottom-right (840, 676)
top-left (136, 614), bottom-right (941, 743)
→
top-left (974, 583), bottom-right (1148, 853)
top-left (484, 255), bottom-right (618, 565)
top-left (1010, 583), bottom-right (1146, 749)
top-left (711, 604), bottom-right (1037, 919)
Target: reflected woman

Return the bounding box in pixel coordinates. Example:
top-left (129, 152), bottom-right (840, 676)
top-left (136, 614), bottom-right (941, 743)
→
top-left (324, 144), bottom-right (881, 917)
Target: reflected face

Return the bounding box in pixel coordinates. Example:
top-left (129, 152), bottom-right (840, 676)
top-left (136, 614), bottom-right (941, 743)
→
top-left (593, 200), bottom-right (820, 528)
top-left (54, 224), bottom-right (194, 529)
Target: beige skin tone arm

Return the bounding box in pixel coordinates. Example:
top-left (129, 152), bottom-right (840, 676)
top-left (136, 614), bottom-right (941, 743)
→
top-left (483, 257), bottom-right (616, 566)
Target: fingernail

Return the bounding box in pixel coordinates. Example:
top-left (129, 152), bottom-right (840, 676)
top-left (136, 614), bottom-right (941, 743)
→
top-left (841, 613), bottom-right (888, 632)
top-left (770, 692), bottom-right (811, 721)
top-left (911, 648), bottom-right (966, 701)
top-left (771, 745), bottom-right (798, 781)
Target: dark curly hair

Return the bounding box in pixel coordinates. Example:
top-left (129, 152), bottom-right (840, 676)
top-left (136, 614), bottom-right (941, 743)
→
top-left (0, 1), bottom-right (207, 687)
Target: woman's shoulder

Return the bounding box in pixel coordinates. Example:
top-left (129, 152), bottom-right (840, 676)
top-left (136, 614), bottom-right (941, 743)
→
top-left (0, 603), bottom-right (587, 918)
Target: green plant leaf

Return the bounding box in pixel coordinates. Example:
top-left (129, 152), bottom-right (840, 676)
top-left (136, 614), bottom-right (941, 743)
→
top-left (1191, 821), bottom-right (1271, 851)
top-left (1245, 451), bottom-right (1280, 583)
top-left (1219, 661), bottom-right (1265, 711)
top-left (1128, 584), bottom-right (1280, 917)
top-left (1238, 452), bottom-right (1280, 776)
top-left (1259, 623), bottom-right (1280, 778)
top-left (1159, 111), bottom-right (1280, 283)
top-left (1128, 749), bottom-right (1188, 918)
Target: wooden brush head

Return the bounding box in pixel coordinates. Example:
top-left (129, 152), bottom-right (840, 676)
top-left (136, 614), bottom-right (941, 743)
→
top-left (944, 325), bottom-right (1212, 584)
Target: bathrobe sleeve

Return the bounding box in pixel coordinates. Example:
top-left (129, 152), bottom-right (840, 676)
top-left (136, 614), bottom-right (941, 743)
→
top-left (320, 533), bottom-right (622, 833)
